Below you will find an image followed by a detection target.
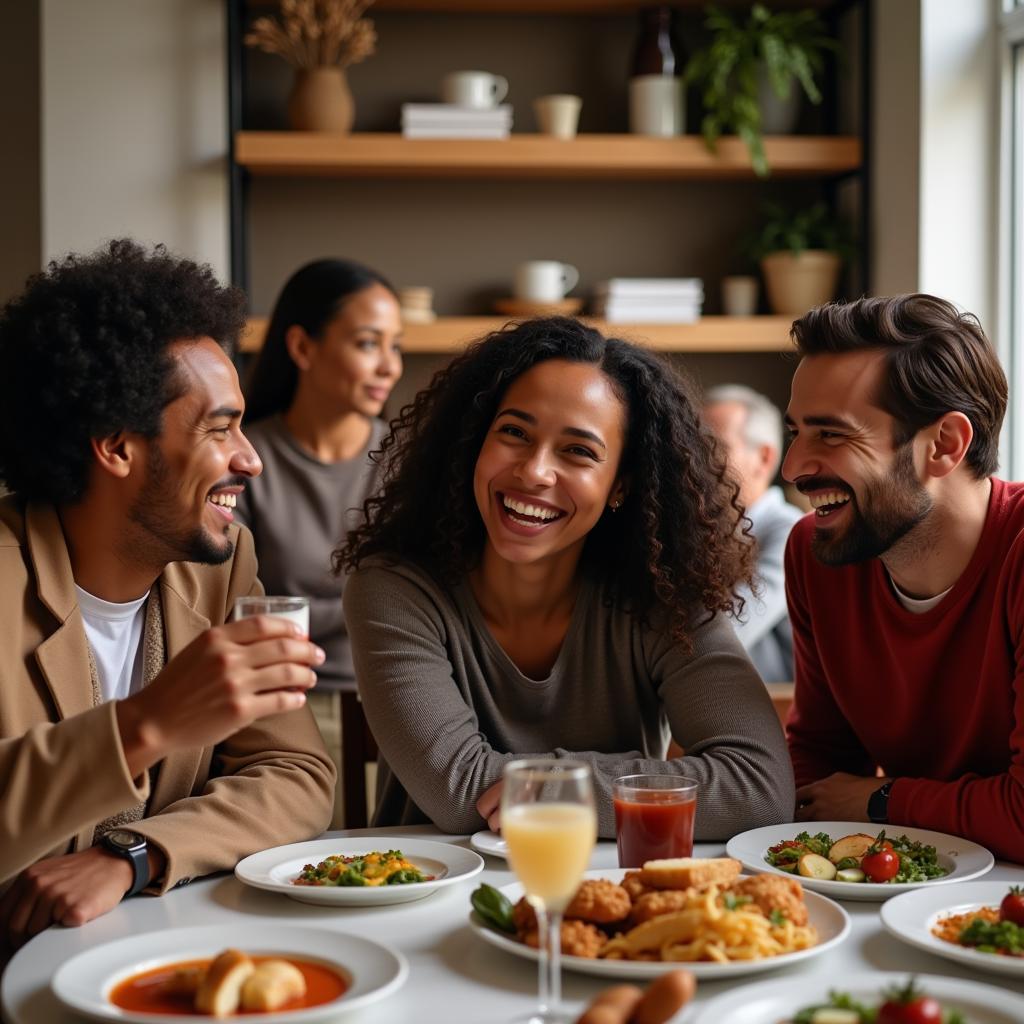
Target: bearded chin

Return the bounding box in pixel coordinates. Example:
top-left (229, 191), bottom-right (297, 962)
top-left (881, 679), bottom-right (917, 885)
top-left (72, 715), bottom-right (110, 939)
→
top-left (811, 447), bottom-right (933, 566)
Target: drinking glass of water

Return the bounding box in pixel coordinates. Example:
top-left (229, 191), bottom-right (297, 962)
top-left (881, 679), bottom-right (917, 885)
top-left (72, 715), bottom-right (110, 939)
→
top-left (233, 596), bottom-right (309, 636)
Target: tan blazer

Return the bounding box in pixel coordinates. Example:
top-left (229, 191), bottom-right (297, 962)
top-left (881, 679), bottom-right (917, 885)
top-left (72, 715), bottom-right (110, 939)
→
top-left (0, 496), bottom-right (336, 893)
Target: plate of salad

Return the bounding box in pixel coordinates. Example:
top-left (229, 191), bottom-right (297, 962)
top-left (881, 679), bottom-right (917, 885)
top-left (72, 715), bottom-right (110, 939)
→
top-left (881, 881), bottom-right (1024, 978)
top-left (689, 971), bottom-right (1024, 1024)
top-left (726, 823), bottom-right (993, 902)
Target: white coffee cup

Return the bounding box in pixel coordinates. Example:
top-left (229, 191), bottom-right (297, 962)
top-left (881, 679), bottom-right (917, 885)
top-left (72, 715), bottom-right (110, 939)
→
top-left (722, 275), bottom-right (759, 316)
top-left (441, 70), bottom-right (509, 109)
top-left (629, 74), bottom-right (684, 137)
top-left (534, 94), bottom-right (582, 139)
top-left (514, 261), bottom-right (580, 302)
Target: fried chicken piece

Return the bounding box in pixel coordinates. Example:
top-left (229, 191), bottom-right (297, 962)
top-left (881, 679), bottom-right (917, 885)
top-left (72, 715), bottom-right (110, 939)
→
top-left (565, 880), bottom-right (632, 924)
top-left (620, 871), bottom-right (654, 901)
top-left (522, 919), bottom-right (605, 958)
top-left (630, 888), bottom-right (695, 925)
top-left (513, 896), bottom-right (537, 936)
top-left (729, 873), bottom-right (809, 927)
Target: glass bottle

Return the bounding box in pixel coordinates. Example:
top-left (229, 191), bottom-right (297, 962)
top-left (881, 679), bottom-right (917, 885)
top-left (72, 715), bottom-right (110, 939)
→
top-left (630, 6), bottom-right (680, 78)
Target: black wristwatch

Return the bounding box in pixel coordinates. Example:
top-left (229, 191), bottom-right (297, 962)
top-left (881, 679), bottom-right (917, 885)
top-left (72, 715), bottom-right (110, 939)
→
top-left (101, 829), bottom-right (150, 897)
top-left (867, 781), bottom-right (893, 825)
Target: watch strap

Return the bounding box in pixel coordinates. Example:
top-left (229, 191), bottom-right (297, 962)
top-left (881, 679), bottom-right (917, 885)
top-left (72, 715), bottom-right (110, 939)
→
top-left (102, 832), bottom-right (150, 897)
top-left (867, 781), bottom-right (893, 824)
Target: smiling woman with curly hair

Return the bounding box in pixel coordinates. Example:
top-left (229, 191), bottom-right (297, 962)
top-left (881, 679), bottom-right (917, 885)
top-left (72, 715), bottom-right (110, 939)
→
top-left (338, 317), bottom-right (794, 837)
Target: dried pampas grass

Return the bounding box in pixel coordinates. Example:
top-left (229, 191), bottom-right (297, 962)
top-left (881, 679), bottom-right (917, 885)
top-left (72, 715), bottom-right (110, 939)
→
top-left (245, 0), bottom-right (377, 70)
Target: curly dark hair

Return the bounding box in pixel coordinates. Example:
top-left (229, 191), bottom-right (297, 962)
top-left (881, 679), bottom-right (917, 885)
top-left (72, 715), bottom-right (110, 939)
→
top-left (0, 239), bottom-right (247, 504)
top-left (336, 317), bottom-right (754, 650)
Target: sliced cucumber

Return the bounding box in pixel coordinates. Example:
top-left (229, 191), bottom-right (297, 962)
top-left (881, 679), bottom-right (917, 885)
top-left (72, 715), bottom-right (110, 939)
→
top-left (797, 852), bottom-right (837, 880)
top-left (835, 867), bottom-right (866, 883)
top-left (810, 1010), bottom-right (862, 1024)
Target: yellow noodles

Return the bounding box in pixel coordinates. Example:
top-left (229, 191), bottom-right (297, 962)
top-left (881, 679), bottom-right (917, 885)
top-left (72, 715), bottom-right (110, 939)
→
top-left (600, 884), bottom-right (817, 963)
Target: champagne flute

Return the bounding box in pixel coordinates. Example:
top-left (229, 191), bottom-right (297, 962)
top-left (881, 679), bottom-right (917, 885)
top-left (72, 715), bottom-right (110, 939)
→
top-left (501, 759), bottom-right (597, 1024)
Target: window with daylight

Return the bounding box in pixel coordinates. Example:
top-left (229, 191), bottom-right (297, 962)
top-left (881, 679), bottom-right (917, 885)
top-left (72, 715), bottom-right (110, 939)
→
top-left (1002, 2), bottom-right (1024, 477)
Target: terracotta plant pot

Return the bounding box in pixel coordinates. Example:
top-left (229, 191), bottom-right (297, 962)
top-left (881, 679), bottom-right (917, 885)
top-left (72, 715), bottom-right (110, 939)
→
top-left (288, 67), bottom-right (354, 133)
top-left (760, 250), bottom-right (841, 315)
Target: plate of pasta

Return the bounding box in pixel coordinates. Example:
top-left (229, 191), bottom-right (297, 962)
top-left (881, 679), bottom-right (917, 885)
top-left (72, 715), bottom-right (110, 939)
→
top-left (469, 861), bottom-right (850, 980)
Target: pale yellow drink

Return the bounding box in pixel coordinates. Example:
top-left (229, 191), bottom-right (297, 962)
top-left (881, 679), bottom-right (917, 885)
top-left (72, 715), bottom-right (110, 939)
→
top-left (503, 802), bottom-right (597, 911)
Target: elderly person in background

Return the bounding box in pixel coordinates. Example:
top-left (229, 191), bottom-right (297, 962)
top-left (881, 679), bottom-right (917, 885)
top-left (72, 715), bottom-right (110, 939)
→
top-left (703, 385), bottom-right (803, 683)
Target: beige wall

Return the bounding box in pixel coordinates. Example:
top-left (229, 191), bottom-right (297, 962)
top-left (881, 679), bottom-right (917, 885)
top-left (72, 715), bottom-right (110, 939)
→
top-left (0, 1), bottom-right (41, 305)
top-left (872, 0), bottom-right (921, 296)
top-left (41, 0), bottom-right (228, 277)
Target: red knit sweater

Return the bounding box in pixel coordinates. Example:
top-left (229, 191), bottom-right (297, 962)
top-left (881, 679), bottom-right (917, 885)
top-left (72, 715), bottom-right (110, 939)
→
top-left (785, 477), bottom-right (1024, 862)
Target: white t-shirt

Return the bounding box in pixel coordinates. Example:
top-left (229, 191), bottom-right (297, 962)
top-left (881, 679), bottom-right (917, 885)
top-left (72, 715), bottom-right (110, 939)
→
top-left (75, 585), bottom-right (150, 703)
top-left (888, 574), bottom-right (953, 614)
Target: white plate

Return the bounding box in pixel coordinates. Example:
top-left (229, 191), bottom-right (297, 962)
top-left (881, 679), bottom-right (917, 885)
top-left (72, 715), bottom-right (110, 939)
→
top-left (470, 867), bottom-right (850, 980)
top-left (690, 970), bottom-right (1024, 1024)
top-left (881, 881), bottom-right (1024, 978)
top-left (235, 837), bottom-right (484, 906)
top-left (51, 923), bottom-right (408, 1024)
top-left (470, 829), bottom-right (508, 860)
top-left (726, 821), bottom-right (994, 902)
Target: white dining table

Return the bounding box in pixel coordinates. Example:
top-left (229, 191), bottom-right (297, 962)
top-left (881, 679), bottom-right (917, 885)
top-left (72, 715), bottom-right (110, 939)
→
top-left (4, 825), bottom-right (1024, 1024)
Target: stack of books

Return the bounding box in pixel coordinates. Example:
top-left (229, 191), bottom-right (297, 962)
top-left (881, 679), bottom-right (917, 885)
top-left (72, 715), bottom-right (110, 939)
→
top-left (592, 278), bottom-right (704, 323)
top-left (401, 104), bottom-right (512, 140)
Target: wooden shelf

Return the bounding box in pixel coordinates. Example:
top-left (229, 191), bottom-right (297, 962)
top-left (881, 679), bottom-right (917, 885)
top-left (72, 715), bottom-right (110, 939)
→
top-left (253, 0), bottom-right (835, 11)
top-left (240, 315), bottom-right (796, 355)
top-left (235, 132), bottom-right (861, 181)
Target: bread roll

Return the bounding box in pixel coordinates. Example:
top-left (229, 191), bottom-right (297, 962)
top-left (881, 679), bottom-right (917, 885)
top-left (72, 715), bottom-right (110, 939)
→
top-left (637, 857), bottom-right (741, 890)
top-left (195, 949), bottom-right (255, 1017)
top-left (240, 959), bottom-right (307, 1012)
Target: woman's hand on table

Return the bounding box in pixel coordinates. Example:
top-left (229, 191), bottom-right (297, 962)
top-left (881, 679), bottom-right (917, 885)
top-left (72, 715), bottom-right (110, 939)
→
top-left (475, 779), bottom-right (503, 832)
top-left (576, 971), bottom-right (696, 1024)
top-left (0, 846), bottom-right (133, 950)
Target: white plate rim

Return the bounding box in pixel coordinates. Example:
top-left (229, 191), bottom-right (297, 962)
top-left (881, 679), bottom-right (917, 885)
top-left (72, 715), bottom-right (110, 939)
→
top-left (469, 830), bottom-right (508, 860)
top-left (235, 837), bottom-right (484, 905)
top-left (880, 880), bottom-right (1024, 977)
top-left (469, 867), bottom-right (850, 980)
top-left (725, 821), bottom-right (994, 901)
top-left (690, 969), bottom-right (1024, 1024)
top-left (50, 923), bottom-right (408, 1024)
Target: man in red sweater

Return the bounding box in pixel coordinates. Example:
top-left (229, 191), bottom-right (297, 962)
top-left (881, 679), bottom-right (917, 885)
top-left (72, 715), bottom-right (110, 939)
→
top-left (781, 293), bottom-right (1024, 862)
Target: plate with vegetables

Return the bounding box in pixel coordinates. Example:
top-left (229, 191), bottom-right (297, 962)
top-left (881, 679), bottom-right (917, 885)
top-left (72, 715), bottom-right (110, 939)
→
top-left (235, 838), bottom-right (483, 906)
top-left (881, 882), bottom-right (1024, 978)
top-left (689, 971), bottom-right (1024, 1024)
top-left (726, 823), bottom-right (993, 902)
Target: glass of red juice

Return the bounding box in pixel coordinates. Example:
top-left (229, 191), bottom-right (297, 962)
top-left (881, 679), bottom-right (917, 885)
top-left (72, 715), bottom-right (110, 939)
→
top-left (612, 774), bottom-right (698, 868)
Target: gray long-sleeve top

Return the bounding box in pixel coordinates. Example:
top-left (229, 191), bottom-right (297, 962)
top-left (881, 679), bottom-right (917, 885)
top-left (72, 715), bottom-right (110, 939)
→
top-left (344, 559), bottom-right (795, 838)
top-left (730, 486), bottom-right (805, 683)
top-left (234, 415), bottom-right (385, 690)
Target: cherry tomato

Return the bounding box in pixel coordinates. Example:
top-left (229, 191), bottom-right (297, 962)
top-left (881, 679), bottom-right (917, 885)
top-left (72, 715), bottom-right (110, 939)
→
top-left (876, 980), bottom-right (943, 1024)
top-left (861, 847), bottom-right (899, 882)
top-left (1000, 885), bottom-right (1024, 926)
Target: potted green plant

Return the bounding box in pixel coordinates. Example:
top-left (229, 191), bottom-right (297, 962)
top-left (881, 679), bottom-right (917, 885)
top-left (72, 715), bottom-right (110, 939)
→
top-left (684, 3), bottom-right (836, 177)
top-left (745, 200), bottom-right (854, 314)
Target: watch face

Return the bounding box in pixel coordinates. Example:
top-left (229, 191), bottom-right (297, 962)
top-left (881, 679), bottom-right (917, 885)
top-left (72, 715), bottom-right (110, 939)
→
top-left (106, 829), bottom-right (145, 850)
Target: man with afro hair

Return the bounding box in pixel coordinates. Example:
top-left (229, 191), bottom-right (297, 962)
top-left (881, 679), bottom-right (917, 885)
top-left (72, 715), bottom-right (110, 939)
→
top-left (0, 240), bottom-right (335, 954)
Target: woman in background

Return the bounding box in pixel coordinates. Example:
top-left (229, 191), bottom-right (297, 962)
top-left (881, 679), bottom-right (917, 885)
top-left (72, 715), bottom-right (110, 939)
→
top-left (237, 258), bottom-right (402, 702)
top-left (338, 316), bottom-right (793, 838)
